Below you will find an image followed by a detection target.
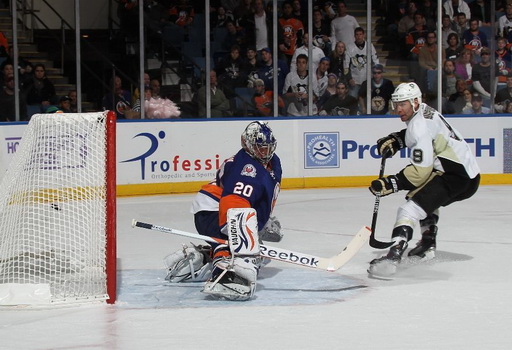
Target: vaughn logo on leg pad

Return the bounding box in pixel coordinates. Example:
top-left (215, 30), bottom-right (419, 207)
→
top-left (227, 208), bottom-right (259, 256)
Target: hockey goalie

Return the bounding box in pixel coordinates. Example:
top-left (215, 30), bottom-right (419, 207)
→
top-left (164, 121), bottom-right (282, 300)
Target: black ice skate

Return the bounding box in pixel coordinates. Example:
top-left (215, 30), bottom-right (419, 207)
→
top-left (408, 225), bottom-right (437, 260)
top-left (368, 240), bottom-right (408, 277)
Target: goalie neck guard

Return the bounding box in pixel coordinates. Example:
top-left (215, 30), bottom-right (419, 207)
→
top-left (241, 121), bottom-right (277, 165)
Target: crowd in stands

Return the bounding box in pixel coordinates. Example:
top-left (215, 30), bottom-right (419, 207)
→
top-left (4, 0), bottom-right (512, 121)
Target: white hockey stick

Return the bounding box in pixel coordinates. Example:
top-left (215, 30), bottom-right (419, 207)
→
top-left (132, 220), bottom-right (370, 272)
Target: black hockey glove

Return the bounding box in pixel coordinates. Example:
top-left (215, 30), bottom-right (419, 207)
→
top-left (377, 129), bottom-right (406, 158)
top-left (369, 175), bottom-right (400, 196)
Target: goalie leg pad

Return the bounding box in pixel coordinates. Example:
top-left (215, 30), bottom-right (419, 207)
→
top-left (202, 256), bottom-right (258, 301)
top-left (227, 208), bottom-right (260, 256)
top-left (164, 244), bottom-right (212, 283)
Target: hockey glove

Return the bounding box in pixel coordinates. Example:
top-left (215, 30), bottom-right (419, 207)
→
top-left (369, 175), bottom-right (400, 196)
top-left (377, 129), bottom-right (406, 158)
top-left (259, 216), bottom-right (283, 242)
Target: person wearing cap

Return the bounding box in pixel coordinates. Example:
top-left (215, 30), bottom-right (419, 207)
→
top-left (252, 78), bottom-right (284, 117)
top-left (278, 1), bottom-right (304, 65)
top-left (58, 95), bottom-right (72, 113)
top-left (289, 32), bottom-right (325, 73)
top-left (358, 64), bottom-right (395, 115)
top-left (462, 93), bottom-right (490, 114)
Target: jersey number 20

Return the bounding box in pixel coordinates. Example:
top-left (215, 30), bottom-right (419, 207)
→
top-left (234, 182), bottom-right (254, 197)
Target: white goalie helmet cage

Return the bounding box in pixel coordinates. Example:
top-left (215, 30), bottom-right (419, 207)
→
top-left (391, 82), bottom-right (422, 111)
top-left (241, 121), bottom-right (277, 164)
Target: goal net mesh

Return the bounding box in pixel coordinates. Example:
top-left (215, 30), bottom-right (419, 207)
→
top-left (0, 112), bottom-right (112, 305)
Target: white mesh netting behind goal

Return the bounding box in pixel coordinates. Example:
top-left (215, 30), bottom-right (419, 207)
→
top-left (0, 112), bottom-right (116, 305)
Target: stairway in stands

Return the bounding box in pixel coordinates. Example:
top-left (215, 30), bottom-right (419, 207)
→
top-left (0, 8), bottom-right (93, 114)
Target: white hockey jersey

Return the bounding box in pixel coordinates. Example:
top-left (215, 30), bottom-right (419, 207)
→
top-left (402, 103), bottom-right (480, 188)
top-left (346, 41), bottom-right (379, 85)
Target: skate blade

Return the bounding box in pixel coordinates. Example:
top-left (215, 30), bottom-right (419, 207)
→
top-left (368, 260), bottom-right (398, 279)
top-left (202, 281), bottom-right (254, 301)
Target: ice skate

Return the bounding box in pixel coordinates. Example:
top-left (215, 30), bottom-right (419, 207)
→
top-left (408, 225), bottom-right (437, 261)
top-left (368, 240), bottom-right (408, 277)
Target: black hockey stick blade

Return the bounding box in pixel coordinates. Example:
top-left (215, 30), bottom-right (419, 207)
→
top-left (368, 155), bottom-right (395, 249)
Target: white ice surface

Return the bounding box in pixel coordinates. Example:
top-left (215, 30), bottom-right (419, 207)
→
top-left (1, 185), bottom-right (511, 349)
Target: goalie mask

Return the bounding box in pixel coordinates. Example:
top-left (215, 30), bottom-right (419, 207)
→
top-left (390, 82), bottom-right (422, 113)
top-left (241, 121), bottom-right (277, 164)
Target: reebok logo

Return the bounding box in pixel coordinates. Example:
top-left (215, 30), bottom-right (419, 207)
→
top-left (260, 245), bottom-right (319, 267)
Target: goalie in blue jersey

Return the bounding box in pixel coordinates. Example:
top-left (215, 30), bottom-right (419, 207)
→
top-left (164, 121), bottom-right (282, 300)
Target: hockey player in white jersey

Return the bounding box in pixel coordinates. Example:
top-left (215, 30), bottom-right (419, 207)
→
top-left (368, 82), bottom-right (480, 277)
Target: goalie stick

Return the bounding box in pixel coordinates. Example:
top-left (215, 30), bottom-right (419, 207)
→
top-left (132, 220), bottom-right (370, 272)
top-left (369, 155), bottom-right (395, 249)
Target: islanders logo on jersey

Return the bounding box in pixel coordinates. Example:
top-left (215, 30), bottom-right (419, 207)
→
top-left (241, 164), bottom-right (257, 178)
top-left (304, 132), bottom-right (339, 169)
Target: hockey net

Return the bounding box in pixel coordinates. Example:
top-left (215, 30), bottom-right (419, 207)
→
top-left (0, 111), bottom-right (116, 305)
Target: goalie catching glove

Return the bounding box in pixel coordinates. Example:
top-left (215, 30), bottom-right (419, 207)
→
top-left (370, 175), bottom-right (401, 196)
top-left (259, 216), bottom-right (283, 242)
top-left (377, 129), bottom-right (406, 158)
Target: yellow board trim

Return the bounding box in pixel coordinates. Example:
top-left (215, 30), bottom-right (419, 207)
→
top-left (116, 174), bottom-right (512, 197)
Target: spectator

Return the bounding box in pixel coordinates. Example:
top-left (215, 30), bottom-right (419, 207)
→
top-left (330, 1), bottom-right (359, 51)
top-left (195, 70), bottom-right (232, 117)
top-left (469, 0), bottom-right (491, 26)
top-left (210, 6), bottom-right (234, 29)
top-left (346, 27), bottom-right (379, 98)
top-left (58, 95), bottom-right (72, 113)
top-left (168, 0), bottom-right (195, 28)
top-left (421, 0), bottom-right (437, 29)
top-left (0, 75), bottom-right (27, 121)
top-left (23, 63), bottom-right (56, 113)
top-left (150, 78), bottom-right (162, 98)
top-left (472, 47), bottom-right (495, 100)
top-left (495, 72), bottom-right (512, 113)
top-left (397, 1), bottom-right (419, 42)
top-left (282, 54), bottom-right (314, 116)
top-left (495, 37), bottom-right (512, 86)
top-left (314, 57), bottom-right (330, 98)
top-left (497, 3), bottom-right (512, 38)
top-left (233, 0), bottom-right (252, 25)
top-left (441, 59), bottom-right (461, 99)
top-left (68, 89), bottom-right (78, 112)
top-left (291, 0), bottom-right (307, 27)
top-left (241, 0), bottom-right (272, 52)
top-left (443, 0), bottom-right (471, 21)
top-left (216, 45), bottom-right (247, 99)
top-left (462, 18), bottom-right (488, 55)
top-left (278, 0), bottom-right (304, 65)
top-left (1, 46), bottom-right (33, 81)
top-left (440, 14), bottom-right (457, 50)
top-left (453, 12), bottom-right (469, 38)
top-left (252, 78), bottom-right (284, 117)
top-left (445, 32), bottom-right (463, 61)
top-left (222, 20), bottom-right (247, 52)
top-left (316, 72), bottom-right (338, 112)
top-left (462, 93), bottom-right (490, 114)
top-left (132, 71), bottom-right (151, 105)
top-left (454, 49), bottom-right (474, 84)
top-left (318, 80), bottom-right (358, 116)
top-left (244, 46), bottom-right (261, 87)
top-left (312, 8), bottom-right (331, 56)
top-left (257, 47), bottom-right (289, 94)
top-left (418, 31), bottom-right (445, 92)
top-left (448, 82), bottom-right (472, 114)
top-left (405, 11), bottom-right (429, 83)
top-left (289, 32), bottom-right (325, 74)
top-left (101, 75), bottom-right (135, 119)
top-left (0, 30), bottom-right (8, 57)
top-left (358, 64), bottom-right (395, 115)
top-left (329, 41), bottom-right (352, 85)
